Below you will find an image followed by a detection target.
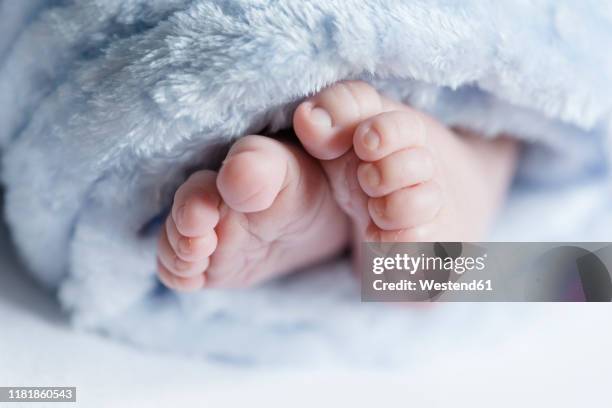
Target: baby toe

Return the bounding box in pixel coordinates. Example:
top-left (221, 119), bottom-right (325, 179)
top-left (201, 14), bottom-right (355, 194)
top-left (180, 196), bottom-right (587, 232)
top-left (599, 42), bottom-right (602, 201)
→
top-left (172, 170), bottom-right (221, 237)
top-left (217, 135), bottom-right (288, 213)
top-left (158, 225), bottom-right (211, 279)
top-left (368, 181), bottom-right (442, 230)
top-left (294, 80), bottom-right (385, 160)
top-left (157, 260), bottom-right (206, 292)
top-left (357, 147), bottom-right (435, 197)
top-left (353, 110), bottom-right (427, 162)
top-left (165, 216), bottom-right (217, 262)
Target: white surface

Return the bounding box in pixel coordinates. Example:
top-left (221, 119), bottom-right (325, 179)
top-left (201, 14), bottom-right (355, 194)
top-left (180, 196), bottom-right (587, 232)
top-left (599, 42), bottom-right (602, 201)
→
top-left (1, 217), bottom-right (612, 407)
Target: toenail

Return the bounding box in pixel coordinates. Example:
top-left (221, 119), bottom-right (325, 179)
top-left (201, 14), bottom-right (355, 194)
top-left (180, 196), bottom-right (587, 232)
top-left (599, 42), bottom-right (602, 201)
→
top-left (178, 237), bottom-right (192, 256)
top-left (174, 257), bottom-right (191, 271)
top-left (310, 107), bottom-right (332, 127)
top-left (362, 164), bottom-right (381, 187)
top-left (362, 130), bottom-right (380, 151)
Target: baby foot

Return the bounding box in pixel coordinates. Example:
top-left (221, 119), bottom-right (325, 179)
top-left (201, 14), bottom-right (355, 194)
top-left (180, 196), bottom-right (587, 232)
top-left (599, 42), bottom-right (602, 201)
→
top-left (294, 81), bottom-right (516, 243)
top-left (157, 135), bottom-right (349, 291)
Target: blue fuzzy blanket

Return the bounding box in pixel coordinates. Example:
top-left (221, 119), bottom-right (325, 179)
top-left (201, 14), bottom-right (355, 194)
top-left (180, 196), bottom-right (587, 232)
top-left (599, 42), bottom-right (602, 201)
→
top-left (1, 0), bottom-right (611, 365)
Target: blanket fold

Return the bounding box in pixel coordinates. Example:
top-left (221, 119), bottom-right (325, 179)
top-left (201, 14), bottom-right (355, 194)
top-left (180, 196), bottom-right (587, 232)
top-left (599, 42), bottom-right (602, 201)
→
top-left (1, 0), bottom-right (611, 364)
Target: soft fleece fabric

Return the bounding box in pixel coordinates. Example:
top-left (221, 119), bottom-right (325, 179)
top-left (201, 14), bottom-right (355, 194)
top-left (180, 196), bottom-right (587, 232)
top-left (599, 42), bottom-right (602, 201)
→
top-left (1, 0), bottom-right (611, 364)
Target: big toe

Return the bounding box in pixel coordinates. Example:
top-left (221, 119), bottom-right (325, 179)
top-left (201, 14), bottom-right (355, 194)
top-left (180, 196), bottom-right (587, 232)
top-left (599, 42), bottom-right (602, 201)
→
top-left (216, 135), bottom-right (289, 213)
top-left (293, 80), bottom-right (388, 160)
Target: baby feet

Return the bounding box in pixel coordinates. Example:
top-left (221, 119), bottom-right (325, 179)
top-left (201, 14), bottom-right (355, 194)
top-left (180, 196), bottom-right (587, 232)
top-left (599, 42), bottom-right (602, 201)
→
top-left (293, 81), bottom-right (516, 243)
top-left (158, 81), bottom-right (516, 291)
top-left (157, 135), bottom-right (349, 291)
